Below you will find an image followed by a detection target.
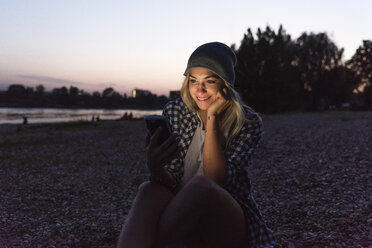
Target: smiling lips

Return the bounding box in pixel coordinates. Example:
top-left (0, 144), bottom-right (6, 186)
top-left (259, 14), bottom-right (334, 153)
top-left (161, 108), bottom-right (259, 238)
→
top-left (196, 96), bottom-right (211, 101)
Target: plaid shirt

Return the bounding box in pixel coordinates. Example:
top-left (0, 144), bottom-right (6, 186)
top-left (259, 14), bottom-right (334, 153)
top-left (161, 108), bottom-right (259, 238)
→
top-left (163, 98), bottom-right (275, 247)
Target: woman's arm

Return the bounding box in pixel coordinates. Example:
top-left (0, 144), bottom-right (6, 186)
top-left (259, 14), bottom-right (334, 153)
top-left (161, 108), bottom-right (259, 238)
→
top-left (202, 88), bottom-right (231, 185)
top-left (203, 114), bottom-right (226, 186)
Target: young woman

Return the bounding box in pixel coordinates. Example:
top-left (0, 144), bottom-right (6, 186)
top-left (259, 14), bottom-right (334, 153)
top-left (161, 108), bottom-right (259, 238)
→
top-left (118, 42), bottom-right (275, 247)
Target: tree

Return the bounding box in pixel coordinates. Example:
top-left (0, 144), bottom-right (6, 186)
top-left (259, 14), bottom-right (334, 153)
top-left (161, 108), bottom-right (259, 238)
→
top-left (5, 84), bottom-right (36, 106)
top-left (92, 91), bottom-right (101, 97)
top-left (36, 84), bottom-right (45, 95)
top-left (35, 84), bottom-right (46, 106)
top-left (69, 86), bottom-right (79, 97)
top-left (347, 40), bottom-right (372, 109)
top-left (234, 25), bottom-right (304, 113)
top-left (321, 66), bottom-right (357, 107)
top-left (101, 87), bottom-right (124, 108)
top-left (7, 84), bottom-right (26, 95)
top-left (347, 40), bottom-right (372, 87)
top-left (51, 86), bottom-right (69, 106)
top-left (6, 84), bottom-right (27, 105)
top-left (295, 32), bottom-right (344, 110)
top-left (67, 86), bottom-right (79, 106)
top-left (102, 87), bottom-right (115, 97)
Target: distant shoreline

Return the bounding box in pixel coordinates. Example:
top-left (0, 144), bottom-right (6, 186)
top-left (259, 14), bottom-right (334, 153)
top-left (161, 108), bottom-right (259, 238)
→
top-left (0, 106), bottom-right (163, 111)
top-left (0, 108), bottom-right (163, 125)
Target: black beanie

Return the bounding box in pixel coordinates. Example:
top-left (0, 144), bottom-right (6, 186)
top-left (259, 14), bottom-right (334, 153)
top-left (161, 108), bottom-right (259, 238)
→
top-left (184, 42), bottom-right (237, 87)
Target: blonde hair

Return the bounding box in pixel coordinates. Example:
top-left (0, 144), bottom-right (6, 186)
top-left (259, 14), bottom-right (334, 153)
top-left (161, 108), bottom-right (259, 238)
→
top-left (181, 73), bottom-right (255, 146)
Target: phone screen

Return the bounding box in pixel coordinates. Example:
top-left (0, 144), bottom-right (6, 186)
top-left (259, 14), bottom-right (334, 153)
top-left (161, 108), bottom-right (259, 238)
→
top-left (144, 115), bottom-right (172, 145)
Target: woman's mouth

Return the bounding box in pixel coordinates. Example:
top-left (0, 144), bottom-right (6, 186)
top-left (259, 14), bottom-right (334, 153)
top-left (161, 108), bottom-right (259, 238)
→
top-left (196, 96), bottom-right (211, 102)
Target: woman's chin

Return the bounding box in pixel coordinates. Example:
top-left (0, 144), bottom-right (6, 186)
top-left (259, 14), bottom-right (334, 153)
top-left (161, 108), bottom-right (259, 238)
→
top-left (196, 102), bottom-right (210, 111)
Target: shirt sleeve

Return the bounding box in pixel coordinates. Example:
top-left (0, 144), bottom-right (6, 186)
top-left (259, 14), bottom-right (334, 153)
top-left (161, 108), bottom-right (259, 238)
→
top-left (223, 113), bottom-right (263, 196)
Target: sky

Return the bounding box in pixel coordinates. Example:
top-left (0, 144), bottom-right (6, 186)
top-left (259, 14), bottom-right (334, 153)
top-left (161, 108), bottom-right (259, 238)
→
top-left (0, 0), bottom-right (371, 96)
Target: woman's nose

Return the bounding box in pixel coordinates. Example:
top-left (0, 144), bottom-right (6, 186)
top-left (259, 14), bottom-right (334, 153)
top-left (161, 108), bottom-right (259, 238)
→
top-left (196, 83), bottom-right (206, 92)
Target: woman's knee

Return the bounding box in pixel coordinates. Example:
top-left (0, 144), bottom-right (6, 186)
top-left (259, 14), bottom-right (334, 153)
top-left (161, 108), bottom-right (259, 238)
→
top-left (136, 181), bottom-right (173, 202)
top-left (188, 178), bottom-right (246, 245)
top-left (187, 175), bottom-right (216, 188)
top-left (183, 176), bottom-right (222, 204)
top-left (137, 181), bottom-right (156, 195)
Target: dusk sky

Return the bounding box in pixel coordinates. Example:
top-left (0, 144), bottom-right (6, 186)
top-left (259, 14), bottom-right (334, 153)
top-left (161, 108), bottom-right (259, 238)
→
top-left (0, 0), bottom-right (371, 96)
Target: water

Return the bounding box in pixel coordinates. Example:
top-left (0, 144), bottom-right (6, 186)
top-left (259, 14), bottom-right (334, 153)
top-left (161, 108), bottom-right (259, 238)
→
top-left (0, 107), bottom-right (162, 124)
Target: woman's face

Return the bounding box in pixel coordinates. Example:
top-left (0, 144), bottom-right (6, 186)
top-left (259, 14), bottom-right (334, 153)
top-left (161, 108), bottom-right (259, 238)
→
top-left (188, 67), bottom-right (225, 111)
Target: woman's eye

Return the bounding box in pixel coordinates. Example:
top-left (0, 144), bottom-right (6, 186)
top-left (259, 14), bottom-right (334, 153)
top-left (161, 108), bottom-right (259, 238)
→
top-left (207, 80), bottom-right (216, 84)
top-left (190, 79), bottom-right (197, 83)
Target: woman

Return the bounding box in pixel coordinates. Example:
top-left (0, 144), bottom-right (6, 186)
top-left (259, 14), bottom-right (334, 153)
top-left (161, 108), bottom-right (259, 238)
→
top-left (118, 42), bottom-right (275, 247)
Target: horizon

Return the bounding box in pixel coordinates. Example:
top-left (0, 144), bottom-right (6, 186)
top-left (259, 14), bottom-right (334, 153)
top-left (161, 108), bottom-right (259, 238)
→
top-left (0, 83), bottom-right (174, 97)
top-left (1, 0), bottom-right (371, 96)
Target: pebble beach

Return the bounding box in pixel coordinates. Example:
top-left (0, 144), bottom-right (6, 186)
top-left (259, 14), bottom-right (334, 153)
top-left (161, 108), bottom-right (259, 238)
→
top-left (0, 111), bottom-right (371, 247)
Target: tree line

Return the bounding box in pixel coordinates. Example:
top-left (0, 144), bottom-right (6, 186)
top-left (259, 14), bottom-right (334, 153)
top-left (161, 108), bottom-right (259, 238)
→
top-left (0, 85), bottom-right (168, 109)
top-left (0, 25), bottom-right (371, 112)
top-left (233, 25), bottom-right (371, 112)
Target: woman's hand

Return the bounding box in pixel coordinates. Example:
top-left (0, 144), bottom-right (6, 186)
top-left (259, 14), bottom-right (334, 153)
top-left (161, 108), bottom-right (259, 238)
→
top-left (207, 87), bottom-right (231, 117)
top-left (146, 127), bottom-right (181, 174)
top-left (203, 87), bottom-right (230, 185)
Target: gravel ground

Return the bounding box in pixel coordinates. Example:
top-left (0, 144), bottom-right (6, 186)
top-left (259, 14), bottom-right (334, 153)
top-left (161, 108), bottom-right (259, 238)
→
top-left (0, 111), bottom-right (371, 248)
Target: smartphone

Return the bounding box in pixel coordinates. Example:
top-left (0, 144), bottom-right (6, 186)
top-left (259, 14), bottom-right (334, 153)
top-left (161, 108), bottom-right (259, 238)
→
top-left (144, 115), bottom-right (172, 145)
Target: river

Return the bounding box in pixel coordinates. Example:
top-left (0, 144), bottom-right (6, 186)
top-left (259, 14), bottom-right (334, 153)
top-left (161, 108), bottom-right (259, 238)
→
top-left (0, 107), bottom-right (162, 124)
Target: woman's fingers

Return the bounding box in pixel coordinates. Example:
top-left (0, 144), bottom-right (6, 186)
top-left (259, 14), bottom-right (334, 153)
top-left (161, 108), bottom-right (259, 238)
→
top-left (148, 143), bottom-right (180, 172)
top-left (207, 87), bottom-right (233, 116)
top-left (147, 129), bottom-right (180, 167)
top-left (160, 144), bottom-right (182, 165)
top-left (156, 136), bottom-right (180, 162)
top-left (158, 133), bottom-right (179, 151)
top-left (159, 139), bottom-right (180, 160)
top-left (148, 126), bottom-right (163, 148)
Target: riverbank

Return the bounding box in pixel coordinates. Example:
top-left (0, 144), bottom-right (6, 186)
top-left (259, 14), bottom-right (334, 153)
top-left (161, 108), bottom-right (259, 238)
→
top-left (0, 107), bottom-right (162, 125)
top-left (0, 111), bottom-right (371, 247)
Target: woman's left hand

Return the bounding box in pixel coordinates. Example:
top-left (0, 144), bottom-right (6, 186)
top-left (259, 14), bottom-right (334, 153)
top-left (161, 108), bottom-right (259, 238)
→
top-left (207, 87), bottom-right (231, 116)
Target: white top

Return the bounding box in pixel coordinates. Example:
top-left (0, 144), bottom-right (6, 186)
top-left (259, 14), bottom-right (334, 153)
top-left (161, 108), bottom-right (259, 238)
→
top-left (180, 115), bottom-right (205, 188)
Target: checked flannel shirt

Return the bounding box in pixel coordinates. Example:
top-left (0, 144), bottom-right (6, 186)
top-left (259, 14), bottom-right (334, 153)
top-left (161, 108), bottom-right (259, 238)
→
top-left (162, 98), bottom-right (275, 247)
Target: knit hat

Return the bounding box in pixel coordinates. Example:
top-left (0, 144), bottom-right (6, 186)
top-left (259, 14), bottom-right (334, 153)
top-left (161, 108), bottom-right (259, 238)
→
top-left (184, 42), bottom-right (237, 87)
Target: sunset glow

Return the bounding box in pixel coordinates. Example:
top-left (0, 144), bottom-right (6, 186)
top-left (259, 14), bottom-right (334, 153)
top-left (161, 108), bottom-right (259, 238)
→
top-left (0, 0), bottom-right (371, 96)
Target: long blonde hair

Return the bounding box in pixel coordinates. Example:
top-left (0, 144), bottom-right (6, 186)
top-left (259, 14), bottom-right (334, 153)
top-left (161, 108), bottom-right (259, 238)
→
top-left (181, 73), bottom-right (252, 146)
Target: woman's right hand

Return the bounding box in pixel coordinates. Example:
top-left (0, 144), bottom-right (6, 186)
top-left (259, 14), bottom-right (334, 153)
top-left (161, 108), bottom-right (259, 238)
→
top-left (146, 127), bottom-right (181, 174)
